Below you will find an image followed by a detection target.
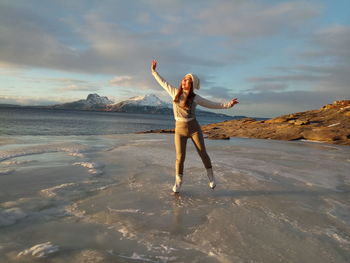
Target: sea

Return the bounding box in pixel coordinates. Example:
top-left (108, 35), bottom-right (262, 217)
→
top-left (0, 107), bottom-right (350, 262)
top-left (0, 107), bottom-right (234, 136)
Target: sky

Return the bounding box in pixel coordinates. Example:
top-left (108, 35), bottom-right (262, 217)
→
top-left (0, 0), bottom-right (349, 118)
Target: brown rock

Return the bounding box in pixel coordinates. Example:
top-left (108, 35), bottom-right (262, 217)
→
top-left (241, 118), bottom-right (257, 123)
top-left (137, 128), bottom-right (174, 134)
top-left (265, 117), bottom-right (287, 123)
top-left (140, 100), bottom-right (350, 145)
top-left (294, 119), bottom-right (310, 125)
top-left (302, 127), bottom-right (343, 142)
top-left (334, 100), bottom-right (350, 106)
top-left (207, 134), bottom-right (230, 140)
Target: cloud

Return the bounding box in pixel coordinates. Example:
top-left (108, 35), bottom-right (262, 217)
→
top-left (231, 90), bottom-right (339, 118)
top-left (17, 75), bottom-right (101, 92)
top-left (246, 24), bottom-right (350, 99)
top-left (303, 24), bottom-right (350, 61)
top-left (193, 1), bottom-right (320, 38)
top-left (300, 25), bottom-right (350, 96)
top-left (109, 75), bottom-right (133, 86)
top-left (247, 74), bottom-right (323, 84)
top-left (136, 12), bottom-right (151, 25)
top-left (0, 1), bottom-right (321, 76)
top-left (226, 24), bottom-right (350, 117)
top-left (57, 84), bottom-right (98, 92)
top-left (0, 62), bottom-right (28, 76)
top-left (0, 0), bottom-right (348, 118)
top-left (0, 2), bottom-right (77, 69)
top-left (247, 83), bottom-right (289, 92)
top-left (197, 86), bottom-right (339, 118)
top-left (200, 86), bottom-right (235, 100)
top-left (0, 95), bottom-right (70, 106)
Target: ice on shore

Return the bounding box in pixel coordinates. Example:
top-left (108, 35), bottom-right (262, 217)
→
top-left (68, 152), bottom-right (85, 158)
top-left (0, 207), bottom-right (27, 227)
top-left (117, 252), bottom-right (160, 262)
top-left (0, 168), bottom-right (15, 176)
top-left (0, 140), bottom-right (90, 163)
top-left (0, 134), bottom-right (349, 262)
top-left (40, 183), bottom-right (77, 198)
top-left (17, 242), bottom-right (59, 258)
top-left (73, 162), bottom-right (102, 169)
top-left (2, 160), bottom-right (37, 165)
top-left (73, 162), bottom-right (104, 175)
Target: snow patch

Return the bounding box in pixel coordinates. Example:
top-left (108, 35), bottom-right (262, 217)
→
top-left (108, 208), bottom-right (140, 214)
top-left (40, 183), bottom-right (77, 197)
top-left (73, 162), bottom-right (104, 176)
top-left (108, 207), bottom-right (155, 216)
top-left (2, 160), bottom-right (36, 165)
top-left (118, 252), bottom-right (157, 262)
top-left (68, 152), bottom-right (85, 158)
top-left (17, 242), bottom-right (59, 258)
top-left (65, 203), bottom-right (86, 218)
top-left (73, 162), bottom-right (103, 169)
top-left (327, 122), bottom-right (340, 127)
top-left (118, 227), bottom-right (136, 239)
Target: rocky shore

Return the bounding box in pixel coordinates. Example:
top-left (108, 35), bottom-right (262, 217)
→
top-left (140, 100), bottom-right (350, 145)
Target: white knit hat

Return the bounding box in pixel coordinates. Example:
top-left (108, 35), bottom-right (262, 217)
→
top-left (185, 73), bottom-right (200, 90)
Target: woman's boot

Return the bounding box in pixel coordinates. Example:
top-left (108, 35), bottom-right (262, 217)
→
top-left (206, 168), bottom-right (216, 189)
top-left (172, 174), bottom-right (183, 193)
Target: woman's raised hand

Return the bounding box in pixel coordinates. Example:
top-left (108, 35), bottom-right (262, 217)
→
top-left (228, 98), bottom-right (239, 108)
top-left (151, 59), bottom-right (157, 71)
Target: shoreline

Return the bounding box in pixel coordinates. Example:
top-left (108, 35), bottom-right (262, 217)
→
top-left (138, 128), bottom-right (350, 145)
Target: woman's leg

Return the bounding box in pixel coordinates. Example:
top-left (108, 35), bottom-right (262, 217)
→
top-left (191, 130), bottom-right (216, 189)
top-left (190, 130), bottom-right (212, 169)
top-left (173, 132), bottom-right (188, 192)
top-left (174, 132), bottom-right (188, 175)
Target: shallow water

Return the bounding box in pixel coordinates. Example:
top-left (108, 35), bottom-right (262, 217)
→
top-left (0, 134), bottom-right (349, 262)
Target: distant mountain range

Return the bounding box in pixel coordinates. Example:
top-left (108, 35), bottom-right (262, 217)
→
top-left (106, 94), bottom-right (172, 114)
top-left (1, 93), bottom-right (248, 119)
top-left (50, 93), bottom-right (114, 110)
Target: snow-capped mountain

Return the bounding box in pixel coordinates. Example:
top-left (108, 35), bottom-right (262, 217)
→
top-left (122, 94), bottom-right (170, 107)
top-left (51, 93), bottom-right (114, 110)
top-left (107, 94), bottom-right (172, 113)
top-left (85, 93), bottom-right (114, 105)
top-left (110, 94), bottom-right (171, 107)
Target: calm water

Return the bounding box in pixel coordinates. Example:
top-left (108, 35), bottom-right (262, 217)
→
top-left (0, 107), bottom-right (232, 136)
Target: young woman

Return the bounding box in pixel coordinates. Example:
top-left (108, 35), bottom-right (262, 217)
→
top-left (151, 60), bottom-right (238, 193)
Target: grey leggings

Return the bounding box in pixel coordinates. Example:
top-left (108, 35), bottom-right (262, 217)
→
top-left (174, 119), bottom-right (212, 175)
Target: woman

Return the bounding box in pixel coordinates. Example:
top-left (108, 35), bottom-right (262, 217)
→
top-left (151, 60), bottom-right (238, 193)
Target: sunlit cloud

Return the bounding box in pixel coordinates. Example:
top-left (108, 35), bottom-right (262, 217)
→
top-left (0, 95), bottom-right (72, 106)
top-left (109, 75), bottom-right (133, 86)
top-left (56, 84), bottom-right (99, 92)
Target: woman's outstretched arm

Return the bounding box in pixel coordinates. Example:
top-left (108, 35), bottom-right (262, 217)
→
top-left (151, 60), bottom-right (177, 99)
top-left (195, 95), bottom-right (239, 109)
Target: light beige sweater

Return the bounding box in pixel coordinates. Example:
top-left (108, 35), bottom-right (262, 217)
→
top-left (152, 70), bottom-right (232, 122)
